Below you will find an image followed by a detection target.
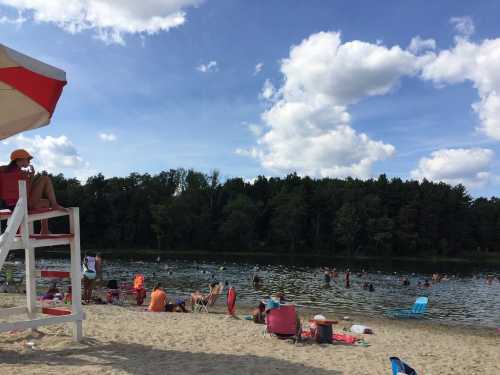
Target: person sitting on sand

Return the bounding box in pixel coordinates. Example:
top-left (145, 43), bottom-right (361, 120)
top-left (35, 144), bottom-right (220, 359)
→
top-left (0, 149), bottom-right (66, 234)
top-left (149, 283), bottom-right (167, 312)
top-left (42, 282), bottom-right (60, 300)
top-left (274, 291), bottom-right (286, 303)
top-left (252, 301), bottom-right (266, 324)
top-left (64, 286), bottom-right (72, 304)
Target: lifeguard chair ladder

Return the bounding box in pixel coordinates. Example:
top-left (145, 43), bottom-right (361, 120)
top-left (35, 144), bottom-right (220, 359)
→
top-left (0, 180), bottom-right (84, 341)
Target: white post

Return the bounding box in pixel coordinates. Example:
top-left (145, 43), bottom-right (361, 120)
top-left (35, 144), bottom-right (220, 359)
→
top-left (69, 207), bottom-right (83, 342)
top-left (19, 181), bottom-right (36, 323)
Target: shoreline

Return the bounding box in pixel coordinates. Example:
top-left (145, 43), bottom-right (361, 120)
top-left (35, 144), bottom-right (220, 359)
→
top-left (11, 247), bottom-right (500, 265)
top-left (1, 294), bottom-right (499, 374)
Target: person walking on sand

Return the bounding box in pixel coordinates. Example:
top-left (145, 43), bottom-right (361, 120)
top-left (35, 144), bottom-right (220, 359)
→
top-left (0, 149), bottom-right (66, 234)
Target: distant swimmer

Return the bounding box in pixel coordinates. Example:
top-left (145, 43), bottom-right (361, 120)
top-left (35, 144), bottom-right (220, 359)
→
top-left (332, 268), bottom-right (338, 277)
top-left (368, 283), bottom-right (375, 292)
top-left (486, 274), bottom-right (494, 285)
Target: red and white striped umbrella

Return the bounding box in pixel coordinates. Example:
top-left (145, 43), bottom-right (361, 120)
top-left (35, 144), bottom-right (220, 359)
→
top-left (0, 43), bottom-right (67, 140)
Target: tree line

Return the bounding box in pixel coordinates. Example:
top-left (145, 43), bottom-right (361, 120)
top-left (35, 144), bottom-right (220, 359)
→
top-left (47, 170), bottom-right (500, 257)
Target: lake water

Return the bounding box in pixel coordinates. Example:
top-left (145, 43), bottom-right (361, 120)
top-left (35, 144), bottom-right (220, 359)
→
top-left (1, 254), bottom-right (499, 328)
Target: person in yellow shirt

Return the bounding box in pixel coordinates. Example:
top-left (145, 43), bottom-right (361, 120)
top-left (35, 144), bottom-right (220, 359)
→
top-left (148, 283), bottom-right (167, 312)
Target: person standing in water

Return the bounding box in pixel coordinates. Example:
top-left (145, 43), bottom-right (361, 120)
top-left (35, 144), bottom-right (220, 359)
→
top-left (344, 268), bottom-right (351, 288)
top-left (324, 270), bottom-right (331, 285)
top-left (95, 253), bottom-right (103, 284)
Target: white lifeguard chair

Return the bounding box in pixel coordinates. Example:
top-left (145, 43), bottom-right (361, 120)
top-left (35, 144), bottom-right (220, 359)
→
top-left (0, 180), bottom-right (84, 341)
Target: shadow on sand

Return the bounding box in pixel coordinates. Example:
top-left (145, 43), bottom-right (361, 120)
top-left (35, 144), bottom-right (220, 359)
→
top-left (0, 337), bottom-right (343, 374)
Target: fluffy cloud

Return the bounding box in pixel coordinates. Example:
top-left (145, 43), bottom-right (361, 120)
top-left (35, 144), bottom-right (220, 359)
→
top-left (99, 132), bottom-right (116, 142)
top-left (450, 16), bottom-right (475, 37)
top-left (11, 134), bottom-right (94, 180)
top-left (240, 31), bottom-right (424, 178)
top-left (410, 148), bottom-right (495, 188)
top-left (254, 62), bottom-right (263, 75)
top-left (408, 36), bottom-right (436, 54)
top-left (0, 0), bottom-right (202, 44)
top-left (421, 36), bottom-right (500, 140)
top-left (196, 60), bottom-right (217, 73)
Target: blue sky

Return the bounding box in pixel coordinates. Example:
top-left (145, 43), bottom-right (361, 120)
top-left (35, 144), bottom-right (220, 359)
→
top-left (1, 0), bottom-right (500, 197)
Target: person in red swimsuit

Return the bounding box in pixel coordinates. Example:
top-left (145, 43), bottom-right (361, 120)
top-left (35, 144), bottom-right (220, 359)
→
top-left (0, 149), bottom-right (65, 234)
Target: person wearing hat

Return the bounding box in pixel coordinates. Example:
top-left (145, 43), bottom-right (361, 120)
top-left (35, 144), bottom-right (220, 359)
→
top-left (0, 149), bottom-right (65, 234)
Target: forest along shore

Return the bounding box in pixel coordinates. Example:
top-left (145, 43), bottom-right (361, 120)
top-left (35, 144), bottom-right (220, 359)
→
top-left (0, 294), bottom-right (499, 375)
top-left (48, 171), bottom-right (500, 257)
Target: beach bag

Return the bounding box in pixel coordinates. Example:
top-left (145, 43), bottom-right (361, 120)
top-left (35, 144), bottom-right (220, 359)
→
top-left (315, 323), bottom-right (333, 344)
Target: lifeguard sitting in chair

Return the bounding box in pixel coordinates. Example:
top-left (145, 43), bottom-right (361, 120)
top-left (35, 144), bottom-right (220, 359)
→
top-left (0, 149), bottom-right (66, 234)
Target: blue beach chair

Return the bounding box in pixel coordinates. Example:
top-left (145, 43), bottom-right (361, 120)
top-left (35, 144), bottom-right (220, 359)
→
top-left (390, 357), bottom-right (417, 375)
top-left (386, 297), bottom-right (428, 318)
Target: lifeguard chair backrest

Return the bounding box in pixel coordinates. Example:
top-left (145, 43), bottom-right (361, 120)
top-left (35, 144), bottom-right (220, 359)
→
top-left (0, 171), bottom-right (29, 207)
top-left (133, 274), bottom-right (145, 289)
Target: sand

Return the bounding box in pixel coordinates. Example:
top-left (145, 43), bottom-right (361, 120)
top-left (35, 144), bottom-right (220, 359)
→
top-left (0, 294), bottom-right (499, 375)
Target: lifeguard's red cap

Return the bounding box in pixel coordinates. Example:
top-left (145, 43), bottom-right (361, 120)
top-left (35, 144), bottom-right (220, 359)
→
top-left (10, 148), bottom-right (33, 161)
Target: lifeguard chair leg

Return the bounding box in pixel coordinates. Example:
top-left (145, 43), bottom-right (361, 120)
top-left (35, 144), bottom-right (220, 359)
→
top-left (69, 207), bottom-right (83, 342)
top-left (19, 181), bottom-right (37, 324)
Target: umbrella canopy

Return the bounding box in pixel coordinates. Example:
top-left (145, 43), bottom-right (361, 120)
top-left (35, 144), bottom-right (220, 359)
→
top-left (0, 43), bottom-right (67, 140)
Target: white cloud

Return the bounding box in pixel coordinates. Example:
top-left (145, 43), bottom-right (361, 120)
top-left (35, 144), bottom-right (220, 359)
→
top-left (410, 148), bottom-right (496, 188)
top-left (99, 132), bottom-right (117, 142)
top-left (11, 134), bottom-right (94, 180)
top-left (254, 62), bottom-right (263, 75)
top-left (421, 37), bottom-right (500, 140)
top-left (259, 79), bottom-right (275, 100)
top-left (450, 16), bottom-right (475, 37)
top-left (408, 36), bottom-right (436, 54)
top-left (0, 0), bottom-right (202, 45)
top-left (0, 10), bottom-right (26, 24)
top-left (241, 31), bottom-right (426, 178)
top-left (247, 123), bottom-right (262, 137)
top-left (196, 60), bottom-right (217, 73)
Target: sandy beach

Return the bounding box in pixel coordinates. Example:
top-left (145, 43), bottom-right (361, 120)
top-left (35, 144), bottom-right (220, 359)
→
top-left (0, 294), bottom-right (499, 375)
